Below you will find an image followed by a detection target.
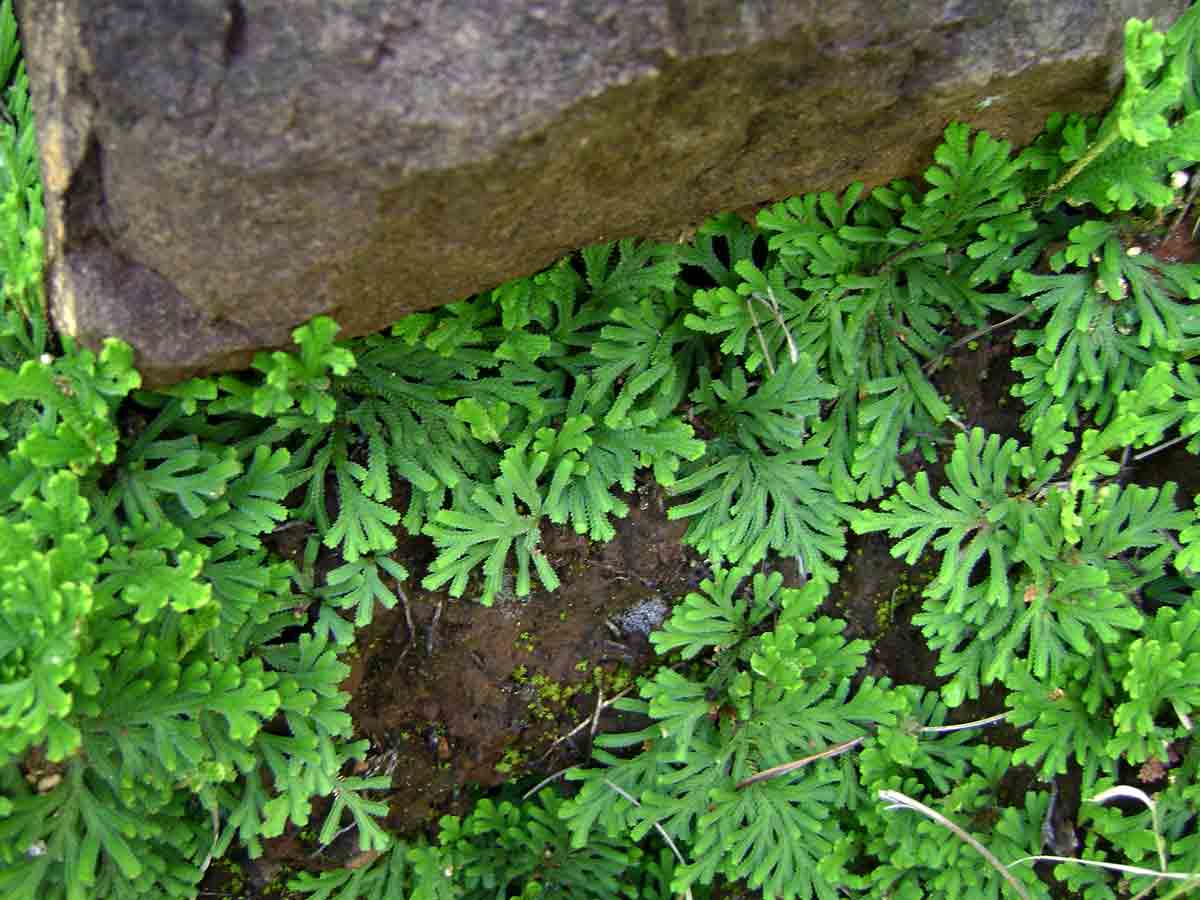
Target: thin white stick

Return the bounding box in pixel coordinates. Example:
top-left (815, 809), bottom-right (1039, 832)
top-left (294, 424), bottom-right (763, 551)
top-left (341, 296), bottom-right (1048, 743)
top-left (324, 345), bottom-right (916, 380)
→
top-left (878, 789), bottom-right (1031, 900)
top-left (744, 295), bottom-right (776, 376)
top-left (589, 685), bottom-right (605, 742)
top-left (737, 712), bottom-right (1009, 790)
top-left (761, 286), bottom-right (799, 365)
top-left (736, 738), bottom-right (864, 789)
top-left (603, 780), bottom-right (687, 867)
top-left (199, 803), bottom-right (220, 873)
top-left (921, 303), bottom-right (1038, 376)
top-left (1007, 855), bottom-right (1199, 882)
top-left (521, 768), bottom-right (568, 800)
top-left (1089, 786), bottom-right (1167, 874)
top-left (539, 685), bottom-right (635, 760)
top-left (1133, 434), bottom-right (1189, 462)
top-left (920, 711), bottom-right (1008, 734)
top-left (604, 778), bottom-right (693, 900)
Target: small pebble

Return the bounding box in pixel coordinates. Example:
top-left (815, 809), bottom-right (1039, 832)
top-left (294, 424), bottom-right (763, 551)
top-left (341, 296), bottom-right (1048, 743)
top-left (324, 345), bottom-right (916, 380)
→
top-left (614, 597), bottom-right (669, 637)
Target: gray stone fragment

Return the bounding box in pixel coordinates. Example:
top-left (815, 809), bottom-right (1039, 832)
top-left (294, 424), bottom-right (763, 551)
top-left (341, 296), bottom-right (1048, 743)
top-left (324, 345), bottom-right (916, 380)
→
top-left (19, 0), bottom-right (1189, 385)
top-left (614, 595), bottom-right (670, 639)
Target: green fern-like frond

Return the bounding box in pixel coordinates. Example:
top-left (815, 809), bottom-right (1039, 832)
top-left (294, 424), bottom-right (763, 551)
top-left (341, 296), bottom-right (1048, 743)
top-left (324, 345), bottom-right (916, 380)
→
top-left (695, 357), bottom-right (837, 452)
top-left (1041, 14), bottom-right (1200, 213)
top-left (679, 774), bottom-right (843, 900)
top-left (677, 211), bottom-right (763, 291)
top-left (0, 474), bottom-right (101, 762)
top-left (0, 339), bottom-right (140, 488)
top-left (648, 567), bottom-right (785, 659)
top-left (1117, 18), bottom-right (1183, 146)
top-left (232, 317), bottom-right (355, 424)
top-left (586, 292), bottom-right (699, 428)
top-left (856, 685), bottom-right (977, 796)
top-left (1168, 3), bottom-right (1200, 113)
top-left (911, 586), bottom-right (1017, 708)
top-left (422, 443), bottom-right (560, 604)
top-left (323, 431), bottom-right (401, 562)
top-left (684, 258), bottom-right (807, 375)
top-left (442, 789), bottom-right (643, 900)
top-left (849, 359), bottom-right (951, 500)
top-left (860, 749), bottom-right (1052, 900)
top-left (1008, 664), bottom-right (1116, 783)
top-left (559, 695), bottom-right (674, 847)
top-left (990, 562), bottom-right (1142, 686)
top-left (853, 427), bottom-right (1023, 611)
top-left (318, 557), bottom-right (409, 630)
top-left (288, 841), bottom-right (409, 900)
top-left (669, 443), bottom-right (848, 579)
top-left (1063, 112), bottom-right (1200, 210)
top-left (533, 393), bottom-right (705, 541)
top-left (898, 122), bottom-right (1029, 245)
top-left (668, 355), bottom-right (847, 576)
top-left (861, 401), bottom-right (1196, 712)
top-left (0, 0), bottom-right (46, 367)
top-left (108, 435), bottom-right (242, 531)
top-left (343, 336), bottom-right (514, 532)
top-left (0, 764), bottom-right (207, 900)
top-left (565, 573), bottom-right (895, 899)
top-left (1110, 601), bottom-right (1200, 764)
top-left (581, 238), bottom-right (680, 306)
top-left (752, 139), bottom-right (1022, 500)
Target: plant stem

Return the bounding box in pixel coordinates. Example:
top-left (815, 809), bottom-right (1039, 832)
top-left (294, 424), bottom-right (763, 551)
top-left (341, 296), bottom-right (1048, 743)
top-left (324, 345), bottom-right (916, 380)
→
top-left (539, 685), bottom-right (634, 761)
top-left (920, 711), bottom-right (1009, 734)
top-left (1045, 128), bottom-right (1122, 198)
top-left (735, 737), bottom-right (864, 789)
top-left (521, 769), bottom-right (568, 800)
top-left (744, 294), bottom-right (775, 376)
top-left (735, 713), bottom-right (1009, 791)
top-left (1133, 434), bottom-right (1188, 462)
top-left (922, 304), bottom-right (1038, 376)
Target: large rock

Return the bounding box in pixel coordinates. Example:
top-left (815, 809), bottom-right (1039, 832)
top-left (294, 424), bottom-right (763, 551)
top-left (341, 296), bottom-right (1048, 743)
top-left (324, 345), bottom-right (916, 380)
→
top-left (21, 0), bottom-right (1188, 385)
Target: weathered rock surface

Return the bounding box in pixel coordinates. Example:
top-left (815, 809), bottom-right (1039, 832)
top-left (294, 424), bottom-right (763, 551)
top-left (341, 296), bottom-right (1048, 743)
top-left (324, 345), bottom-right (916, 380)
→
top-left (21, 0), bottom-right (1189, 385)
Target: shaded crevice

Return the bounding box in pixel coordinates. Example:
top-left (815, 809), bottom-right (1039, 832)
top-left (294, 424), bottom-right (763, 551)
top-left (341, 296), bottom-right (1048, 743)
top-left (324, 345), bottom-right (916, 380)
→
top-left (222, 0), bottom-right (246, 66)
top-left (367, 24), bottom-right (398, 73)
top-left (61, 133), bottom-right (113, 247)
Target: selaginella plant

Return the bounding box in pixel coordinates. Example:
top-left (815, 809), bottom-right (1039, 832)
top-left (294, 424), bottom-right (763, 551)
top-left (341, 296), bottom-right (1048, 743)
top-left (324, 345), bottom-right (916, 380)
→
top-left (0, 311), bottom-right (399, 899)
top-left (5, 3), bottom-right (1200, 899)
top-left (0, 4), bottom-right (397, 891)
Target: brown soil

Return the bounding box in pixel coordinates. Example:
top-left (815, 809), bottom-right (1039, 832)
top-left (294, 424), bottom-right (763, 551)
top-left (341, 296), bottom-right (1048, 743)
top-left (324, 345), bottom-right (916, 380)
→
top-left (342, 477), bottom-right (701, 835)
